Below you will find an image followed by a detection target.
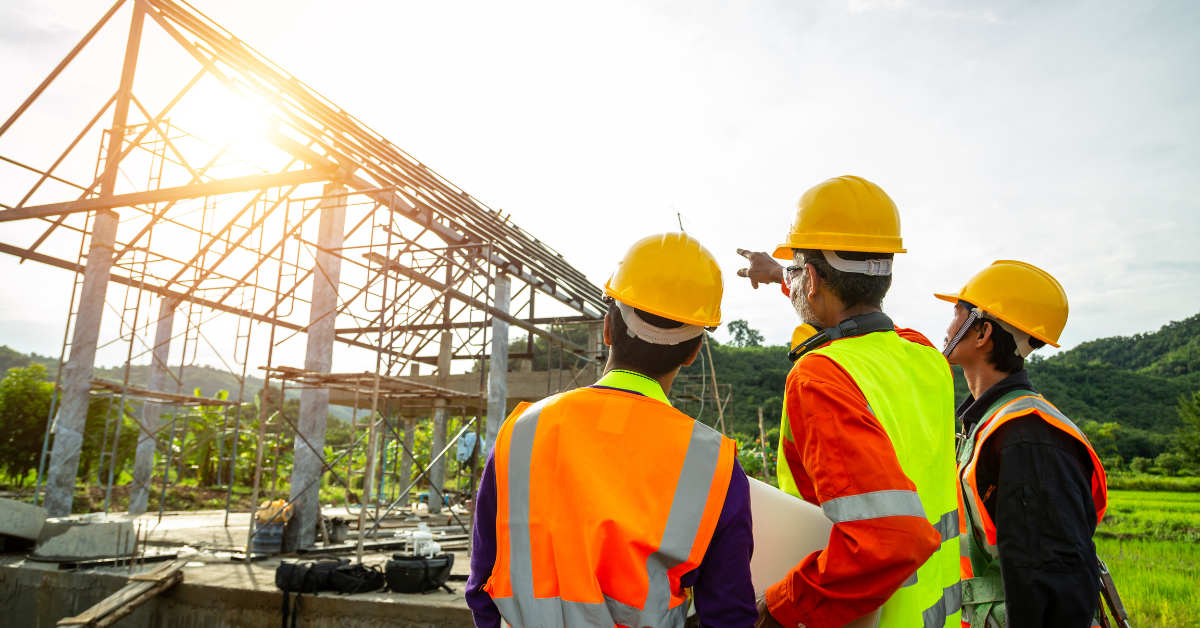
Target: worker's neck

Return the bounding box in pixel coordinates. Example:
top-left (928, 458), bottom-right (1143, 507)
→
top-left (961, 361), bottom-right (1009, 401)
top-left (605, 360), bottom-right (679, 396)
top-left (815, 300), bottom-right (883, 330)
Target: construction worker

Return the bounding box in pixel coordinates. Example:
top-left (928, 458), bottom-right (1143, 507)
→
top-left (736, 175), bottom-right (960, 628)
top-left (938, 261), bottom-right (1108, 627)
top-left (466, 232), bottom-right (757, 628)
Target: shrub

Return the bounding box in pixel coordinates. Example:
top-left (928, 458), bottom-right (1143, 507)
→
top-left (1156, 452), bottom-right (1184, 476)
top-left (1130, 457), bottom-right (1153, 474)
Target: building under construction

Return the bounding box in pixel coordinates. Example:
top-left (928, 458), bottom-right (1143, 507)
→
top-left (0, 0), bottom-right (677, 625)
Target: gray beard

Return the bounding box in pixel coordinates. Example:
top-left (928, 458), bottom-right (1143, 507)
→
top-left (790, 272), bottom-right (819, 325)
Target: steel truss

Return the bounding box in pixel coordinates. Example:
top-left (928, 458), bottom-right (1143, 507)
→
top-left (0, 0), bottom-right (604, 550)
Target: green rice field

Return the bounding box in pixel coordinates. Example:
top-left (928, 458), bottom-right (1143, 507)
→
top-left (1095, 490), bottom-right (1200, 627)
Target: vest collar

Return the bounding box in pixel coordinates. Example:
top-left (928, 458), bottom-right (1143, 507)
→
top-left (593, 369), bottom-right (671, 405)
top-left (956, 368), bottom-right (1037, 432)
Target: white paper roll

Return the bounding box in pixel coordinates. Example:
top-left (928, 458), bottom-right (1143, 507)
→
top-left (748, 477), bottom-right (882, 628)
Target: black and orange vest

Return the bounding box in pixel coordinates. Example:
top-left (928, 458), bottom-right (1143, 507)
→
top-left (956, 392), bottom-right (1108, 628)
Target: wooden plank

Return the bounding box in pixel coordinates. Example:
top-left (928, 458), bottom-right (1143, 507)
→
top-left (94, 571), bottom-right (183, 628)
top-left (57, 561), bottom-right (183, 627)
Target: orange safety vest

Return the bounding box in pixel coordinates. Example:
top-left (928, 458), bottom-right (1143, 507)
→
top-left (956, 392), bottom-right (1108, 628)
top-left (484, 386), bottom-right (737, 628)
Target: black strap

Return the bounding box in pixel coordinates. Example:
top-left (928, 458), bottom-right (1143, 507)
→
top-left (787, 312), bottom-right (895, 363)
top-left (281, 578), bottom-right (289, 628)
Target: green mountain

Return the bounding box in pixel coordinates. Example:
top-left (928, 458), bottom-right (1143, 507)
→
top-left (1023, 313), bottom-right (1200, 459)
top-left (1050, 315), bottom-right (1200, 388)
top-left (0, 346), bottom-right (266, 401)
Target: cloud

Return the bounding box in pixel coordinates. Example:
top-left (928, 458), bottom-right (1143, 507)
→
top-left (838, 0), bottom-right (913, 13)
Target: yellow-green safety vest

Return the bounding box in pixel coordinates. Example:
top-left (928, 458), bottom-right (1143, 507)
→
top-left (776, 330), bottom-right (962, 628)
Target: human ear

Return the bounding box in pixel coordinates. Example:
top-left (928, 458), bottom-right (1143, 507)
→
top-left (681, 337), bottom-right (704, 367)
top-left (804, 262), bottom-right (821, 299)
top-left (974, 320), bottom-right (994, 348)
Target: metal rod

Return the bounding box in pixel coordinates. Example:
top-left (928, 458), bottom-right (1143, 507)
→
top-left (0, 0), bottom-right (128, 138)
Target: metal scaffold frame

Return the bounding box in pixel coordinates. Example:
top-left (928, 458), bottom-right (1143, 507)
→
top-left (0, 0), bottom-right (605, 552)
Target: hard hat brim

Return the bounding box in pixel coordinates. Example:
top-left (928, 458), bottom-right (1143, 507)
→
top-left (772, 243), bottom-right (907, 260)
top-left (932, 292), bottom-right (1061, 348)
top-left (604, 289), bottom-right (721, 328)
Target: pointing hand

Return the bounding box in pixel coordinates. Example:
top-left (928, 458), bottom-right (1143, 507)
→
top-left (736, 249), bottom-right (785, 289)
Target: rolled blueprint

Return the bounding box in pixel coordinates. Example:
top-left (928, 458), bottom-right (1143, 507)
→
top-left (748, 477), bottom-right (882, 628)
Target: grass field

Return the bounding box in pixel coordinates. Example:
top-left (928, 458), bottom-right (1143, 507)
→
top-left (1096, 490), bottom-right (1200, 627)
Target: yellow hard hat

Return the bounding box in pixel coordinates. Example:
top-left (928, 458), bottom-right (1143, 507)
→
top-left (772, 175), bottom-right (906, 259)
top-left (604, 232), bottom-right (723, 327)
top-left (934, 260), bottom-right (1068, 347)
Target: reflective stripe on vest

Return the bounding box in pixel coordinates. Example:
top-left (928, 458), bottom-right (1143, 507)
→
top-left (959, 394), bottom-right (1108, 548)
top-left (807, 331), bottom-right (962, 628)
top-left (485, 388), bottom-right (736, 628)
top-left (956, 393), bottom-right (1109, 628)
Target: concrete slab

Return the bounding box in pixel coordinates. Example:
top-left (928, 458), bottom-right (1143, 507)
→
top-left (0, 554), bottom-right (473, 628)
top-left (33, 514), bottom-right (135, 561)
top-left (0, 496), bottom-right (47, 540)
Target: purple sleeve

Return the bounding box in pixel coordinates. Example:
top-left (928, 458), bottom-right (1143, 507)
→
top-left (680, 459), bottom-right (757, 628)
top-left (466, 452), bottom-right (501, 628)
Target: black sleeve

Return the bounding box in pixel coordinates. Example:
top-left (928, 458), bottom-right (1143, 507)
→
top-left (983, 417), bottom-right (1100, 628)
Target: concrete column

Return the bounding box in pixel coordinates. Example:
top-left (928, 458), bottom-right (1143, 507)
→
top-left (283, 183), bottom-right (346, 551)
top-left (398, 416), bottom-right (415, 509)
top-left (587, 322), bottom-right (603, 384)
top-left (427, 331), bottom-right (452, 514)
top-left (128, 297), bottom-right (176, 514)
top-left (43, 211), bottom-right (120, 517)
top-left (485, 274), bottom-right (510, 456)
top-left (43, 0), bottom-right (144, 519)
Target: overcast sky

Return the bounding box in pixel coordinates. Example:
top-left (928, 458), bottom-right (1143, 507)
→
top-left (1, 0), bottom-right (1198, 367)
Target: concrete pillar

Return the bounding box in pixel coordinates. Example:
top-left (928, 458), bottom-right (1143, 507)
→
top-left (427, 331), bottom-right (452, 514)
top-left (42, 0), bottom-right (144, 519)
top-left (43, 211), bottom-right (119, 517)
top-left (398, 416), bottom-right (415, 509)
top-left (128, 297), bottom-right (176, 514)
top-left (485, 274), bottom-right (510, 456)
top-left (587, 322), bottom-right (603, 383)
top-left (283, 183), bottom-right (346, 551)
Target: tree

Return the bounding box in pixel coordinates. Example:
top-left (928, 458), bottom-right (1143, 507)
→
top-left (1129, 457), bottom-right (1152, 474)
top-left (1081, 420), bottom-right (1122, 457)
top-left (727, 320), bottom-right (764, 348)
top-left (1174, 390), bottom-right (1200, 466)
top-left (1155, 452), bottom-right (1184, 476)
top-left (0, 365), bottom-right (54, 485)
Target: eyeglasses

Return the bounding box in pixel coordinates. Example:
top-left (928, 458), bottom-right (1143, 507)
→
top-left (784, 264), bottom-right (825, 279)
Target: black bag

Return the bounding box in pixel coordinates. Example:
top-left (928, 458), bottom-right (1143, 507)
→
top-left (328, 563), bottom-right (387, 595)
top-left (385, 553), bottom-right (455, 594)
top-left (275, 557), bottom-right (349, 627)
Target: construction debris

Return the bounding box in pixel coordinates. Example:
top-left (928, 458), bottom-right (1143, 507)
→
top-left (55, 560), bottom-right (184, 628)
top-left (0, 496), bottom-right (47, 542)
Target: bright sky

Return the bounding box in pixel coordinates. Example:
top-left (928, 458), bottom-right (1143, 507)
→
top-left (2, 0), bottom-right (1198, 366)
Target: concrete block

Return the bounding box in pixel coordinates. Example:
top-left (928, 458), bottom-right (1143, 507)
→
top-left (33, 516), bottom-right (135, 561)
top-left (0, 497), bottom-right (47, 540)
